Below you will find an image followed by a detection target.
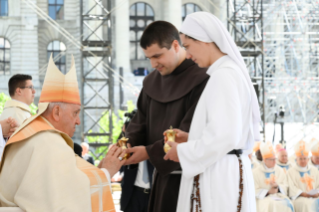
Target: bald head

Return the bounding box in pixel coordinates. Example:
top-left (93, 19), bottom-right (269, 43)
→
top-left (42, 102), bottom-right (81, 137)
top-left (277, 149), bottom-right (288, 164)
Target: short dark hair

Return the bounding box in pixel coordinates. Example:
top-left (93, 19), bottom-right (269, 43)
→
top-left (255, 150), bottom-right (263, 162)
top-left (8, 74), bottom-right (32, 97)
top-left (140, 21), bottom-right (181, 49)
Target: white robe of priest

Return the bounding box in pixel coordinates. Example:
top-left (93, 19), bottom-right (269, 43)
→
top-left (277, 160), bottom-right (293, 173)
top-left (0, 116), bottom-right (114, 212)
top-left (308, 160), bottom-right (319, 170)
top-left (0, 100), bottom-right (31, 126)
top-left (287, 165), bottom-right (319, 212)
top-left (253, 163), bottom-right (294, 212)
top-left (176, 55), bottom-right (257, 212)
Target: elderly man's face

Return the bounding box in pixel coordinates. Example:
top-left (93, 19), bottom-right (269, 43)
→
top-left (296, 155), bottom-right (309, 167)
top-left (312, 155), bottom-right (319, 165)
top-left (264, 157), bottom-right (276, 169)
top-left (60, 104), bottom-right (81, 137)
top-left (278, 150), bottom-right (288, 164)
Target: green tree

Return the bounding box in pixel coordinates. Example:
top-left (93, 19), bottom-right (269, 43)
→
top-left (87, 100), bottom-right (136, 161)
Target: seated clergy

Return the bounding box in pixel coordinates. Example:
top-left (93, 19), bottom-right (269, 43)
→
top-left (0, 56), bottom-right (126, 211)
top-left (253, 142), bottom-right (294, 212)
top-left (309, 139), bottom-right (319, 169)
top-left (276, 144), bottom-right (292, 173)
top-left (287, 140), bottom-right (319, 212)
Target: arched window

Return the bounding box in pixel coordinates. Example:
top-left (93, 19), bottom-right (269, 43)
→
top-left (47, 40), bottom-right (66, 73)
top-left (0, 37), bottom-right (10, 75)
top-left (0, 0), bottom-right (8, 16)
top-left (130, 2), bottom-right (154, 60)
top-left (182, 3), bottom-right (202, 21)
top-left (48, 0), bottom-right (64, 20)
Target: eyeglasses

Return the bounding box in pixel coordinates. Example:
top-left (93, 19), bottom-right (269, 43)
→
top-left (265, 158), bottom-right (276, 162)
top-left (20, 85), bottom-right (35, 90)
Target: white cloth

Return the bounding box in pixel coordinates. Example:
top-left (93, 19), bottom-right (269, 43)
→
top-left (180, 11), bottom-right (261, 141)
top-left (134, 161), bottom-right (150, 189)
top-left (0, 125), bottom-right (5, 162)
top-left (176, 55), bottom-right (256, 212)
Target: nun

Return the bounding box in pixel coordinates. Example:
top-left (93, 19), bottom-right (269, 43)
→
top-left (164, 11), bottom-right (260, 212)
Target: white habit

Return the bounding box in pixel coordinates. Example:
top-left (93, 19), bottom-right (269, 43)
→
top-left (177, 12), bottom-right (260, 212)
top-left (177, 55), bottom-right (257, 211)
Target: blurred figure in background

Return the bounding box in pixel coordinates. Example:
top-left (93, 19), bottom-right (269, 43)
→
top-left (253, 142), bottom-right (294, 212)
top-left (276, 144), bottom-right (292, 173)
top-left (287, 140), bottom-right (319, 212)
top-left (81, 142), bottom-right (94, 165)
top-left (309, 139), bottom-right (319, 169)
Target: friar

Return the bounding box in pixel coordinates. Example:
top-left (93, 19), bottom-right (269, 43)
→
top-left (123, 21), bottom-right (209, 212)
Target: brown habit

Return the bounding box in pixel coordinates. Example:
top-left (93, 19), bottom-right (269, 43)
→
top-left (126, 59), bottom-right (209, 212)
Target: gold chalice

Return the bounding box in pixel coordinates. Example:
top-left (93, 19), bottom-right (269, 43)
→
top-left (117, 137), bottom-right (130, 159)
top-left (164, 126), bottom-right (175, 153)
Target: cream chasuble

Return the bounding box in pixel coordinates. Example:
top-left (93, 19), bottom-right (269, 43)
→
top-left (277, 160), bottom-right (293, 173)
top-left (0, 55), bottom-right (115, 212)
top-left (251, 158), bottom-right (261, 170)
top-left (0, 115), bottom-right (115, 212)
top-left (253, 164), bottom-right (294, 212)
top-left (308, 160), bottom-right (319, 170)
top-left (0, 100), bottom-right (31, 126)
top-left (287, 165), bottom-right (319, 212)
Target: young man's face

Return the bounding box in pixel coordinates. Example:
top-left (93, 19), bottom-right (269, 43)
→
top-left (19, 80), bottom-right (35, 105)
top-left (143, 41), bottom-right (180, 76)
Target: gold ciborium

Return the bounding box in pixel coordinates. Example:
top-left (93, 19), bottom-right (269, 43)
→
top-left (117, 137), bottom-right (130, 159)
top-left (164, 126), bottom-right (175, 153)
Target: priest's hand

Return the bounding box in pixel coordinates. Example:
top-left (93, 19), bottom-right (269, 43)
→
top-left (268, 182), bottom-right (279, 195)
top-left (123, 144), bottom-right (149, 165)
top-left (0, 117), bottom-right (19, 138)
top-left (163, 141), bottom-right (179, 162)
top-left (311, 193), bottom-right (319, 198)
top-left (163, 129), bottom-right (188, 144)
top-left (99, 145), bottom-right (126, 177)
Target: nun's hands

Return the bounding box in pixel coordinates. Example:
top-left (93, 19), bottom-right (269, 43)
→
top-left (163, 141), bottom-right (180, 162)
top-left (163, 129), bottom-right (188, 144)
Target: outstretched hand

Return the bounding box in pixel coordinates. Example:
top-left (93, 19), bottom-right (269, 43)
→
top-left (98, 145), bottom-right (126, 177)
top-left (163, 129), bottom-right (188, 144)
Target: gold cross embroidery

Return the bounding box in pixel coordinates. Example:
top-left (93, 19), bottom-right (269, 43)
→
top-left (265, 174), bottom-right (276, 185)
top-left (300, 173), bottom-right (314, 191)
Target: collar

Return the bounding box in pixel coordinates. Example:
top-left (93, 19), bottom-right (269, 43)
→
top-left (4, 99), bottom-right (31, 113)
top-left (206, 55), bottom-right (230, 76)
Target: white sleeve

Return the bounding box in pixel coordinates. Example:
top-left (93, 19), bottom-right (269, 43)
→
top-left (255, 189), bottom-right (269, 199)
top-left (279, 185), bottom-right (286, 196)
top-left (290, 190), bottom-right (302, 200)
top-left (177, 69), bottom-right (244, 179)
top-left (0, 124), bottom-right (6, 161)
top-left (101, 168), bottom-right (111, 183)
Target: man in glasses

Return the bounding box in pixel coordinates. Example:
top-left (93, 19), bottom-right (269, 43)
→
top-left (0, 74), bottom-right (35, 126)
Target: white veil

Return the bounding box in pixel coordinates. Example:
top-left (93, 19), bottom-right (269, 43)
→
top-left (180, 11), bottom-right (261, 141)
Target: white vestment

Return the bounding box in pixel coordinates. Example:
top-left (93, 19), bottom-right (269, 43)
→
top-left (0, 100), bottom-right (31, 126)
top-left (287, 165), bottom-right (319, 212)
top-left (177, 56), bottom-right (256, 212)
top-left (277, 159), bottom-right (293, 173)
top-left (308, 160), bottom-right (319, 170)
top-left (253, 164), bottom-right (294, 212)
